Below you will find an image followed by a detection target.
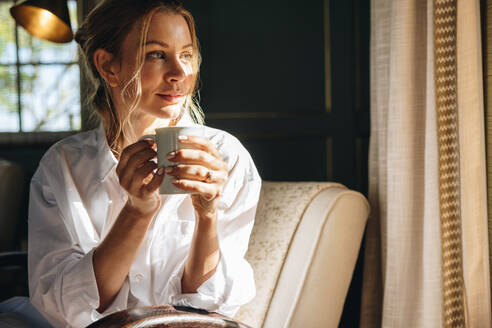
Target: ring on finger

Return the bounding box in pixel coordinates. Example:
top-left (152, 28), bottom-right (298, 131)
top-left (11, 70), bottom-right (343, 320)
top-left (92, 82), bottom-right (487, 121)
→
top-left (204, 169), bottom-right (216, 183)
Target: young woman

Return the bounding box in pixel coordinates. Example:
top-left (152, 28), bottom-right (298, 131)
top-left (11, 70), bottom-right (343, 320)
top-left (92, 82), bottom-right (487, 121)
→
top-left (26, 0), bottom-right (261, 326)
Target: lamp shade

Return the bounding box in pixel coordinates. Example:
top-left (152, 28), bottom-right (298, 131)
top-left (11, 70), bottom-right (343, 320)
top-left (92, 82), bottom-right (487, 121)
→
top-left (10, 0), bottom-right (73, 43)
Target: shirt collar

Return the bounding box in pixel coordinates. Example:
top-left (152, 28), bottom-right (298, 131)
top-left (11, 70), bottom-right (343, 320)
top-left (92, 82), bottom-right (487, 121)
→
top-left (96, 111), bottom-right (198, 182)
top-left (96, 123), bottom-right (117, 182)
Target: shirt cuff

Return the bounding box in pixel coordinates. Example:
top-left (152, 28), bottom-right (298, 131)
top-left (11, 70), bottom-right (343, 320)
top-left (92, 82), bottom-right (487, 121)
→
top-left (166, 254), bottom-right (227, 313)
top-left (73, 248), bottom-right (100, 310)
top-left (66, 248), bottom-right (129, 326)
top-left (37, 248), bottom-right (103, 327)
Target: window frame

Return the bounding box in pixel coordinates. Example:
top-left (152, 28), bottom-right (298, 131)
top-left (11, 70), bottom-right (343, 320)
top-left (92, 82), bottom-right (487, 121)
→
top-left (0, 0), bottom-right (85, 145)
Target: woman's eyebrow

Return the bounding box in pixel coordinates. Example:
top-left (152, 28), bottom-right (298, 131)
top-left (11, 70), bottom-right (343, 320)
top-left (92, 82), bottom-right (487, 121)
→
top-left (145, 40), bottom-right (193, 49)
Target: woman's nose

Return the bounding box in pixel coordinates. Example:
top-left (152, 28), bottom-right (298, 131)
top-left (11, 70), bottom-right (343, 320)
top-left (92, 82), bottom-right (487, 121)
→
top-left (165, 57), bottom-right (186, 83)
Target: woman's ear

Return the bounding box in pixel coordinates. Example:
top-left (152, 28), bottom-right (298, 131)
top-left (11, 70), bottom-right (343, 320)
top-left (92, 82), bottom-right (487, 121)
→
top-left (93, 49), bottom-right (120, 87)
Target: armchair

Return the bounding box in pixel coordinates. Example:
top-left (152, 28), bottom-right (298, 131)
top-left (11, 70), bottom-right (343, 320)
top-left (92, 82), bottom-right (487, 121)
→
top-left (235, 182), bottom-right (370, 327)
top-left (0, 159), bottom-right (26, 252)
top-left (0, 159), bottom-right (28, 302)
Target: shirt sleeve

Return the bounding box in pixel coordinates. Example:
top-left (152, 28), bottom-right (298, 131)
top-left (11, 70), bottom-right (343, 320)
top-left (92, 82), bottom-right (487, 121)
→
top-left (28, 160), bottom-right (130, 327)
top-left (158, 135), bottom-right (262, 317)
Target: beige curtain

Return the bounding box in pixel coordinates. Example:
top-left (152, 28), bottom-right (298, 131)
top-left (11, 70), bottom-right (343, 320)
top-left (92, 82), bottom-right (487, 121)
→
top-left (486, 0), bottom-right (492, 313)
top-left (361, 0), bottom-right (491, 326)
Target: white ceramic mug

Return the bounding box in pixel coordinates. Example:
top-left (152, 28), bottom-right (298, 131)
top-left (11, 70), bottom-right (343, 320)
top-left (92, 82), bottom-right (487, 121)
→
top-left (141, 126), bottom-right (205, 194)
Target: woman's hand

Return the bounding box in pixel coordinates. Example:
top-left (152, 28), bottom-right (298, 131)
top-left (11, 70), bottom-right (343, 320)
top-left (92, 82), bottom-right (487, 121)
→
top-left (165, 135), bottom-right (228, 221)
top-left (115, 139), bottom-right (165, 217)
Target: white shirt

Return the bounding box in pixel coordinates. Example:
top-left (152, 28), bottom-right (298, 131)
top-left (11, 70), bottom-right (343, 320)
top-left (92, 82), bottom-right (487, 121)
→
top-left (27, 114), bottom-right (261, 328)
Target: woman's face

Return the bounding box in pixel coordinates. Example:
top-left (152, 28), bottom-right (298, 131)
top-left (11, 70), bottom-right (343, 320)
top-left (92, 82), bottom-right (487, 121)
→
top-left (116, 11), bottom-right (196, 120)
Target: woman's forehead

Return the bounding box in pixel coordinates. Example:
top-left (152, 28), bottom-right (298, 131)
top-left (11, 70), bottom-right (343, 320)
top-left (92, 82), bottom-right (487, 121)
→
top-left (146, 11), bottom-right (192, 47)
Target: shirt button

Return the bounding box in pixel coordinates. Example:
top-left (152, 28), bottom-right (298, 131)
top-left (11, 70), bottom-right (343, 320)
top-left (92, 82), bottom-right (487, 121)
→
top-left (135, 273), bottom-right (143, 282)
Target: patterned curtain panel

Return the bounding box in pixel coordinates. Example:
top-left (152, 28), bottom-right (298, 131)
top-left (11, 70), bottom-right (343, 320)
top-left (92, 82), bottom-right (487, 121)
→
top-left (362, 0), bottom-right (491, 326)
top-left (433, 0), bottom-right (466, 325)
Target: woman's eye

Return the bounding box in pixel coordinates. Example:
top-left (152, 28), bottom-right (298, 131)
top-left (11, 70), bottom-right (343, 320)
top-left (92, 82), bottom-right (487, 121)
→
top-left (147, 51), bottom-right (165, 60)
top-left (181, 53), bottom-right (193, 61)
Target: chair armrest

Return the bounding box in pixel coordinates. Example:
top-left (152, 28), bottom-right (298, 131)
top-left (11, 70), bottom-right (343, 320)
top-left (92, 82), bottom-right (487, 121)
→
top-left (0, 159), bottom-right (26, 251)
top-left (235, 182), bottom-right (370, 328)
top-left (264, 187), bottom-right (370, 327)
top-left (0, 251), bottom-right (29, 300)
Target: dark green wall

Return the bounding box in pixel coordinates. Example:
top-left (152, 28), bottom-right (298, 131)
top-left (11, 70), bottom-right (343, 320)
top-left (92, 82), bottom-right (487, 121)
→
top-left (187, 0), bottom-right (369, 192)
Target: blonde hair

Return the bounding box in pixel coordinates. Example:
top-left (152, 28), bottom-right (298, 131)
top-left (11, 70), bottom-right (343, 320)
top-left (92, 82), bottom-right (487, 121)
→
top-left (74, 0), bottom-right (204, 154)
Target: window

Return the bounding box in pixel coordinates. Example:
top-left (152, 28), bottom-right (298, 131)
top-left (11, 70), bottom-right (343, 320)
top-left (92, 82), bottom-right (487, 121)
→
top-left (0, 0), bottom-right (80, 132)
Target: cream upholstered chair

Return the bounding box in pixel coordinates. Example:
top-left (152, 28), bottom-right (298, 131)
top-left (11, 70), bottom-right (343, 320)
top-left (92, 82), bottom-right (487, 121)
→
top-left (234, 181), bottom-right (370, 328)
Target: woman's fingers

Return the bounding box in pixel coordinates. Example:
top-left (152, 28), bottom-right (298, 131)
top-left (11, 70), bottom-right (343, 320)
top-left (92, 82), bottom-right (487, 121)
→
top-left (165, 165), bottom-right (227, 184)
top-left (118, 147), bottom-right (157, 189)
top-left (116, 136), bottom-right (229, 209)
top-left (167, 149), bottom-right (228, 171)
top-left (123, 160), bottom-right (164, 197)
top-left (167, 138), bottom-right (228, 203)
top-left (178, 135), bottom-right (221, 159)
top-left (171, 178), bottom-right (219, 201)
top-left (114, 139), bottom-right (163, 217)
top-left (116, 140), bottom-right (154, 176)
top-left (127, 161), bottom-right (158, 195)
top-left (144, 167), bottom-right (165, 194)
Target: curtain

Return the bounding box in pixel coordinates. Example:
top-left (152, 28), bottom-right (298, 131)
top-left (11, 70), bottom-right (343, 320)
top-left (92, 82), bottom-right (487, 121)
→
top-left (361, 0), bottom-right (491, 326)
top-left (486, 0), bottom-right (492, 317)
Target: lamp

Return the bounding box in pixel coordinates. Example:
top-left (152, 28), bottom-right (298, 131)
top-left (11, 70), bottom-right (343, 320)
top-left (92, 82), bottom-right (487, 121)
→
top-left (10, 0), bottom-right (73, 43)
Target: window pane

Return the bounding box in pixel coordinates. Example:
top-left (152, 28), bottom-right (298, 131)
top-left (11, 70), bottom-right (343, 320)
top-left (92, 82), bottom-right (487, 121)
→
top-left (18, 0), bottom-right (78, 63)
top-left (68, 0), bottom-right (78, 29)
top-left (0, 65), bottom-right (19, 131)
top-left (0, 1), bottom-right (16, 65)
top-left (21, 64), bottom-right (80, 131)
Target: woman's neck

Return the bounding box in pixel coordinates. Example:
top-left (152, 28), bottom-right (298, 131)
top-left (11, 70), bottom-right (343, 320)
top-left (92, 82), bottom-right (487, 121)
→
top-left (136, 117), bottom-right (172, 137)
top-left (120, 110), bottom-right (184, 149)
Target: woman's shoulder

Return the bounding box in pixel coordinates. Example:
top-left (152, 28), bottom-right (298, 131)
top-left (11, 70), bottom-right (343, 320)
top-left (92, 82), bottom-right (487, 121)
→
top-left (41, 129), bottom-right (98, 162)
top-left (201, 125), bottom-right (251, 170)
top-left (36, 128), bottom-right (101, 179)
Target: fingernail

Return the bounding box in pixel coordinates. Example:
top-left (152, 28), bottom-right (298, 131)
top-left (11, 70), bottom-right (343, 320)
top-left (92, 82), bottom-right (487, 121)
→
top-left (167, 152), bottom-right (176, 159)
top-left (165, 166), bottom-right (173, 173)
top-left (157, 167), bottom-right (164, 175)
top-left (178, 135), bottom-right (188, 141)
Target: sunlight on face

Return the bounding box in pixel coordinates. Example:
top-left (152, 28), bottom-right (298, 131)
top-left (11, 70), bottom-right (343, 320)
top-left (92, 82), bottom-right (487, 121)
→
top-left (117, 11), bottom-right (196, 121)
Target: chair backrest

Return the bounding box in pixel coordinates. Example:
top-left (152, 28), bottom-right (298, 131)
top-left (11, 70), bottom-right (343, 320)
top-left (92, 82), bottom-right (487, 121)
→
top-left (234, 181), bottom-right (370, 328)
top-left (0, 160), bottom-right (25, 252)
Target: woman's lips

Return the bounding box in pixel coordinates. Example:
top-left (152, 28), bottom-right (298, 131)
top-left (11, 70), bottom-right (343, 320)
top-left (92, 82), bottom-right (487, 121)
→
top-left (157, 94), bottom-right (184, 104)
